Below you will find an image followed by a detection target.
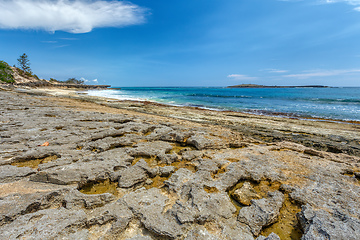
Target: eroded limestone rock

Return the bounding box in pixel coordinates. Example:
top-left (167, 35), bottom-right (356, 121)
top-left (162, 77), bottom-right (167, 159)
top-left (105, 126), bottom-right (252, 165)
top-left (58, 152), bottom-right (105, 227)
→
top-left (238, 191), bottom-right (285, 236)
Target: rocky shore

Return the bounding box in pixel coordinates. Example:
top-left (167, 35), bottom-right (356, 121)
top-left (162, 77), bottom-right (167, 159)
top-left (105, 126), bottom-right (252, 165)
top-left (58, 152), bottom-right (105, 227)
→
top-left (1, 88), bottom-right (360, 240)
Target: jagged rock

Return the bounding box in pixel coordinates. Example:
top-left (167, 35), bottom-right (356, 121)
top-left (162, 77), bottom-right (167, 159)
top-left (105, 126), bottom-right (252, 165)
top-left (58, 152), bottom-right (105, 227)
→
top-left (232, 182), bottom-right (260, 206)
top-left (0, 208), bottom-right (88, 239)
top-left (181, 150), bottom-right (204, 161)
top-left (184, 226), bottom-right (220, 240)
top-left (87, 200), bottom-right (133, 237)
top-left (186, 134), bottom-right (227, 150)
top-left (0, 165), bottom-right (36, 183)
top-left (9, 149), bottom-right (61, 164)
top-left (31, 158), bottom-right (131, 185)
top-left (197, 159), bottom-right (221, 173)
top-left (159, 166), bottom-right (176, 177)
top-left (0, 188), bottom-right (115, 226)
top-left (127, 236), bottom-right (153, 240)
top-left (238, 191), bottom-right (284, 236)
top-left (214, 162), bottom-right (249, 191)
top-left (123, 187), bottom-right (183, 239)
top-left (171, 201), bottom-right (198, 224)
top-left (298, 204), bottom-right (360, 240)
top-left (127, 141), bottom-right (173, 157)
top-left (158, 153), bottom-right (179, 164)
top-left (183, 183), bottom-right (237, 222)
top-left (220, 218), bottom-right (254, 240)
top-left (289, 177), bottom-right (360, 217)
top-left (255, 233), bottom-right (280, 240)
top-left (165, 168), bottom-right (195, 195)
top-left (118, 159), bottom-right (150, 188)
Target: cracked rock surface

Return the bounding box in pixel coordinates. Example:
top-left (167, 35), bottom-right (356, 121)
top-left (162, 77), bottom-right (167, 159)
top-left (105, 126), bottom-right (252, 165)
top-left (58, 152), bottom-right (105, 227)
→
top-left (1, 90), bottom-right (360, 240)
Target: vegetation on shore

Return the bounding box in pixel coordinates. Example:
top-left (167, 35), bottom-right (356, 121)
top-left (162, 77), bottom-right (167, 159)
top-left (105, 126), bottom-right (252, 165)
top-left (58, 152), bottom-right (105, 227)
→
top-left (1, 55), bottom-right (85, 86)
top-left (0, 60), bottom-right (15, 83)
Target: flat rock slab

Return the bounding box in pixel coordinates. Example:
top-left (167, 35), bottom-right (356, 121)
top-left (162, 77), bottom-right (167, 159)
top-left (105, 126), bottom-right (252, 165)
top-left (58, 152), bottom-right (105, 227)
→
top-left (1, 90), bottom-right (360, 240)
top-left (0, 208), bottom-right (88, 239)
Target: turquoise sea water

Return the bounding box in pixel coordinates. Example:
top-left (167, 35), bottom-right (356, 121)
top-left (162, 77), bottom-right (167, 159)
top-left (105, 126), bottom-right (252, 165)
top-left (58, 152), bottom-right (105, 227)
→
top-left (87, 87), bottom-right (360, 122)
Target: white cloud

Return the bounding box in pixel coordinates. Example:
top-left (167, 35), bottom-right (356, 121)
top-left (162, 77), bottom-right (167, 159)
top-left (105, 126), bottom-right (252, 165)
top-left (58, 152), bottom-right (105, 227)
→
top-left (317, 0), bottom-right (360, 10)
top-left (0, 0), bottom-right (147, 33)
top-left (283, 69), bottom-right (360, 79)
top-left (80, 77), bottom-right (98, 84)
top-left (227, 74), bottom-right (258, 80)
top-left (261, 68), bottom-right (289, 73)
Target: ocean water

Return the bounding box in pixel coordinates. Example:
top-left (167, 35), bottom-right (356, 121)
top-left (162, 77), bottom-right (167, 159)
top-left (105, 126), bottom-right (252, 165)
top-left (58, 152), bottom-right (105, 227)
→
top-left (86, 87), bottom-right (360, 122)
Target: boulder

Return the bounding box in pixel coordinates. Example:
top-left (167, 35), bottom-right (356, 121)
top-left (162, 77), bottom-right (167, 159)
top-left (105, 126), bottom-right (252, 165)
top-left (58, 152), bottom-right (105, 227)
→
top-left (298, 204), bottom-right (360, 240)
top-left (237, 191), bottom-right (284, 236)
top-left (231, 182), bottom-right (260, 206)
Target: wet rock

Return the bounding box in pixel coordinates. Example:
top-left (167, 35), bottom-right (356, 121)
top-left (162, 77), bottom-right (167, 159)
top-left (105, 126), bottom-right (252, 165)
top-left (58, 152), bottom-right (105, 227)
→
top-left (232, 182), bottom-right (260, 206)
top-left (298, 204), bottom-right (360, 240)
top-left (0, 165), bottom-right (36, 183)
top-left (238, 191), bottom-right (285, 236)
top-left (0, 208), bottom-right (88, 239)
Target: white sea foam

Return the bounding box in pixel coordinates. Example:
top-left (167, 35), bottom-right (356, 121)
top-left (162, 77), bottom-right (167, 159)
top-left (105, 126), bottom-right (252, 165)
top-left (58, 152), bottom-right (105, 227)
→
top-left (86, 89), bottom-right (148, 102)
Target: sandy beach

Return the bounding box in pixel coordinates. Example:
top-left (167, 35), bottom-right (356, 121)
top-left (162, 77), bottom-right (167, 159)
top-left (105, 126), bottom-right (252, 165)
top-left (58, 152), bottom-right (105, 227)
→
top-left (1, 87), bottom-right (360, 240)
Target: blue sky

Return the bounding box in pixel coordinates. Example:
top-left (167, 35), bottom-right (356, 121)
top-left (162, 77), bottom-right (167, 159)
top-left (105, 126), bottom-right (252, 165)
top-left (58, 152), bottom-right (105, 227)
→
top-left (1, 0), bottom-right (360, 87)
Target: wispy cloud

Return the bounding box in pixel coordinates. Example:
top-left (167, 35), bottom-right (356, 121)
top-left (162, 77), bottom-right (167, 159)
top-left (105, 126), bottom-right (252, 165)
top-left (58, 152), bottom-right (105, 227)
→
top-left (316, 0), bottom-right (360, 10)
top-left (42, 41), bottom-right (58, 44)
top-left (227, 74), bottom-right (258, 80)
top-left (0, 0), bottom-right (147, 33)
top-left (283, 69), bottom-right (360, 79)
top-left (261, 68), bottom-right (289, 73)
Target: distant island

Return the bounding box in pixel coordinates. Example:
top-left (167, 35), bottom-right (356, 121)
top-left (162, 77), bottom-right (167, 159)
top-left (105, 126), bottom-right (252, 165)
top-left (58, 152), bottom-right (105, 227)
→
top-left (227, 84), bottom-right (330, 88)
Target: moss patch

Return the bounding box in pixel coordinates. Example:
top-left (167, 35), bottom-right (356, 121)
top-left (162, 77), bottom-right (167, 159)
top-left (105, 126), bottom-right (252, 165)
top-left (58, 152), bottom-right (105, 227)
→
top-left (79, 179), bottom-right (119, 196)
top-left (12, 155), bottom-right (58, 169)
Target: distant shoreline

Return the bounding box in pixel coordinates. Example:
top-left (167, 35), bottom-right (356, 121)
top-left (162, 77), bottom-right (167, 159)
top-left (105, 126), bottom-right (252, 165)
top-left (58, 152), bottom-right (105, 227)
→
top-left (227, 84), bottom-right (331, 88)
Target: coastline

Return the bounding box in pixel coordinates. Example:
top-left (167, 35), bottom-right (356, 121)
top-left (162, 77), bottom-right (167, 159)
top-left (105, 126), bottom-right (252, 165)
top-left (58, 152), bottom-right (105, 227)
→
top-left (1, 86), bottom-right (360, 240)
top-left (85, 87), bottom-right (360, 124)
top-left (14, 87), bottom-right (360, 156)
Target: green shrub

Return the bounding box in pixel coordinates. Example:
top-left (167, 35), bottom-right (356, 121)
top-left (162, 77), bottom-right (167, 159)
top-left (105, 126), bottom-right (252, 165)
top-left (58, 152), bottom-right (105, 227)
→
top-left (0, 61), bottom-right (15, 83)
top-left (64, 77), bottom-right (84, 85)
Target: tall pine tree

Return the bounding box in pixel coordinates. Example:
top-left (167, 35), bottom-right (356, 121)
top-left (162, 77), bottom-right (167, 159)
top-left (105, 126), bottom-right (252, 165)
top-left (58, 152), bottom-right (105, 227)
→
top-left (17, 53), bottom-right (32, 74)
